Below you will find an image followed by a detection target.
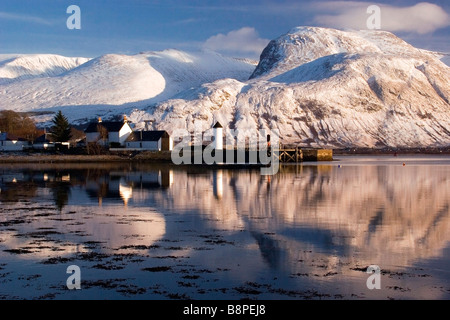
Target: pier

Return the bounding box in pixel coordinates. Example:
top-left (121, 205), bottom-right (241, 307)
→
top-left (276, 147), bottom-right (333, 162)
top-left (128, 146), bottom-right (333, 163)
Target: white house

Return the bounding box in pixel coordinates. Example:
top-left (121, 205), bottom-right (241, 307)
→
top-left (85, 117), bottom-right (132, 147)
top-left (125, 131), bottom-right (173, 151)
top-left (0, 132), bottom-right (29, 151)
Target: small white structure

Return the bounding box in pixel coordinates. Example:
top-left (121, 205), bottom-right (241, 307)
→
top-left (85, 117), bottom-right (132, 147)
top-left (125, 131), bottom-right (173, 151)
top-left (213, 122), bottom-right (223, 150)
top-left (0, 132), bottom-right (28, 151)
top-left (213, 170), bottom-right (223, 200)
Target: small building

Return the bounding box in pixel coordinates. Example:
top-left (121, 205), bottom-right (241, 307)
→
top-left (212, 121), bottom-right (223, 150)
top-left (85, 117), bottom-right (132, 147)
top-left (125, 131), bottom-right (173, 151)
top-left (33, 133), bottom-right (55, 150)
top-left (0, 132), bottom-right (29, 151)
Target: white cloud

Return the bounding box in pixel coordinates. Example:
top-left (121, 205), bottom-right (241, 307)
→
top-left (313, 2), bottom-right (450, 34)
top-left (0, 11), bottom-right (53, 26)
top-left (203, 27), bottom-right (270, 58)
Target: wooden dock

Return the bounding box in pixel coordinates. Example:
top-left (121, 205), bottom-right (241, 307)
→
top-left (111, 147), bottom-right (333, 163)
top-left (187, 146), bottom-right (333, 163)
top-left (276, 148), bottom-right (333, 162)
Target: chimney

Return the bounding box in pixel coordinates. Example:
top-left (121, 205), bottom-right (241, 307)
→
top-left (123, 115), bottom-right (128, 123)
top-left (98, 117), bottom-right (102, 123)
top-left (144, 119), bottom-right (154, 131)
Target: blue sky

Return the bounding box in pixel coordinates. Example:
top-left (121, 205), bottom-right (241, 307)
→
top-left (0, 0), bottom-right (449, 59)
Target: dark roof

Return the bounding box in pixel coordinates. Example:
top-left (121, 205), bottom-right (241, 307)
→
top-left (0, 132), bottom-right (27, 142)
top-left (85, 121), bottom-right (128, 133)
top-left (126, 131), bottom-right (169, 142)
top-left (213, 122), bottom-right (223, 128)
top-left (34, 133), bottom-right (55, 144)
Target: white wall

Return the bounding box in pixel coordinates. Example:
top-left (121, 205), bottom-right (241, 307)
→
top-left (86, 132), bottom-right (100, 143)
top-left (33, 143), bottom-right (54, 150)
top-left (108, 132), bottom-right (120, 144)
top-left (119, 124), bottom-right (133, 145)
top-left (213, 128), bottom-right (223, 150)
top-left (0, 140), bottom-right (26, 151)
top-left (126, 140), bottom-right (159, 150)
top-left (87, 123), bottom-right (131, 146)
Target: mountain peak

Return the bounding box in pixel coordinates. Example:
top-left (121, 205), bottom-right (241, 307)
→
top-left (250, 26), bottom-right (430, 79)
top-left (1, 27), bottom-right (449, 149)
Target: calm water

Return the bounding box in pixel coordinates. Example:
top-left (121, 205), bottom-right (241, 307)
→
top-left (0, 155), bottom-right (449, 300)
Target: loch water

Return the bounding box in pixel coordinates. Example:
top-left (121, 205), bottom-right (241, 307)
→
top-left (0, 155), bottom-right (449, 300)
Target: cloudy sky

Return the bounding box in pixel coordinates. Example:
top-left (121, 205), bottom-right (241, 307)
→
top-left (0, 0), bottom-right (449, 59)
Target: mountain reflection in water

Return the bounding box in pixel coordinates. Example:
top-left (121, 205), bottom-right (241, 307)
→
top-left (0, 157), bottom-right (449, 299)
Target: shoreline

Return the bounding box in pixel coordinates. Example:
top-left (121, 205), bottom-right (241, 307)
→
top-left (1, 147), bottom-right (449, 164)
top-left (0, 154), bottom-right (130, 163)
top-left (333, 147), bottom-right (450, 155)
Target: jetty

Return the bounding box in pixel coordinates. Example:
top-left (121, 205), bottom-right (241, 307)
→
top-left (276, 147), bottom-right (333, 162)
top-left (139, 145), bottom-right (333, 164)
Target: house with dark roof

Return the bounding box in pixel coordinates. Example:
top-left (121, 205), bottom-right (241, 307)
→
top-left (85, 117), bottom-right (132, 147)
top-left (125, 130), bottom-right (173, 151)
top-left (0, 132), bottom-right (29, 151)
top-left (33, 132), bottom-right (55, 150)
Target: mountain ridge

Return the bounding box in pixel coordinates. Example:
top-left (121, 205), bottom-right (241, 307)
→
top-left (131, 27), bottom-right (449, 148)
top-left (0, 27), bottom-right (449, 148)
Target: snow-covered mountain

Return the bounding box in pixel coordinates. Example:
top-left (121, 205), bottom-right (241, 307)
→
top-left (131, 27), bottom-right (450, 148)
top-left (1, 27), bottom-right (449, 148)
top-left (0, 50), bottom-right (256, 123)
top-left (0, 54), bottom-right (90, 84)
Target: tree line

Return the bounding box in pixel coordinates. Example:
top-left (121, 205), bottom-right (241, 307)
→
top-left (0, 110), bottom-right (42, 141)
top-left (0, 110), bottom-right (83, 142)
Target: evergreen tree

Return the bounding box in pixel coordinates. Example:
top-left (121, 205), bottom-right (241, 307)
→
top-left (51, 111), bottom-right (72, 142)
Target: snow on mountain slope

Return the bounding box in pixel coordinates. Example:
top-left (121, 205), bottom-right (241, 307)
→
top-left (0, 54), bottom-right (90, 84)
top-left (0, 50), bottom-right (256, 123)
top-left (442, 54), bottom-right (450, 67)
top-left (250, 26), bottom-right (437, 79)
top-left (1, 27), bottom-right (448, 148)
top-left (145, 49), bottom-right (256, 97)
top-left (130, 27), bottom-right (450, 148)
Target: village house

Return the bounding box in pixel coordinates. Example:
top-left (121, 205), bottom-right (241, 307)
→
top-left (33, 132), bottom-right (55, 150)
top-left (125, 130), bottom-right (173, 151)
top-left (0, 132), bottom-right (29, 151)
top-left (85, 117), bottom-right (132, 147)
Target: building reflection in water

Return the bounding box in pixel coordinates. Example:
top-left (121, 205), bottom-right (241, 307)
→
top-left (213, 170), bottom-right (223, 200)
top-left (85, 169), bottom-right (174, 206)
top-left (0, 161), bottom-right (449, 284)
